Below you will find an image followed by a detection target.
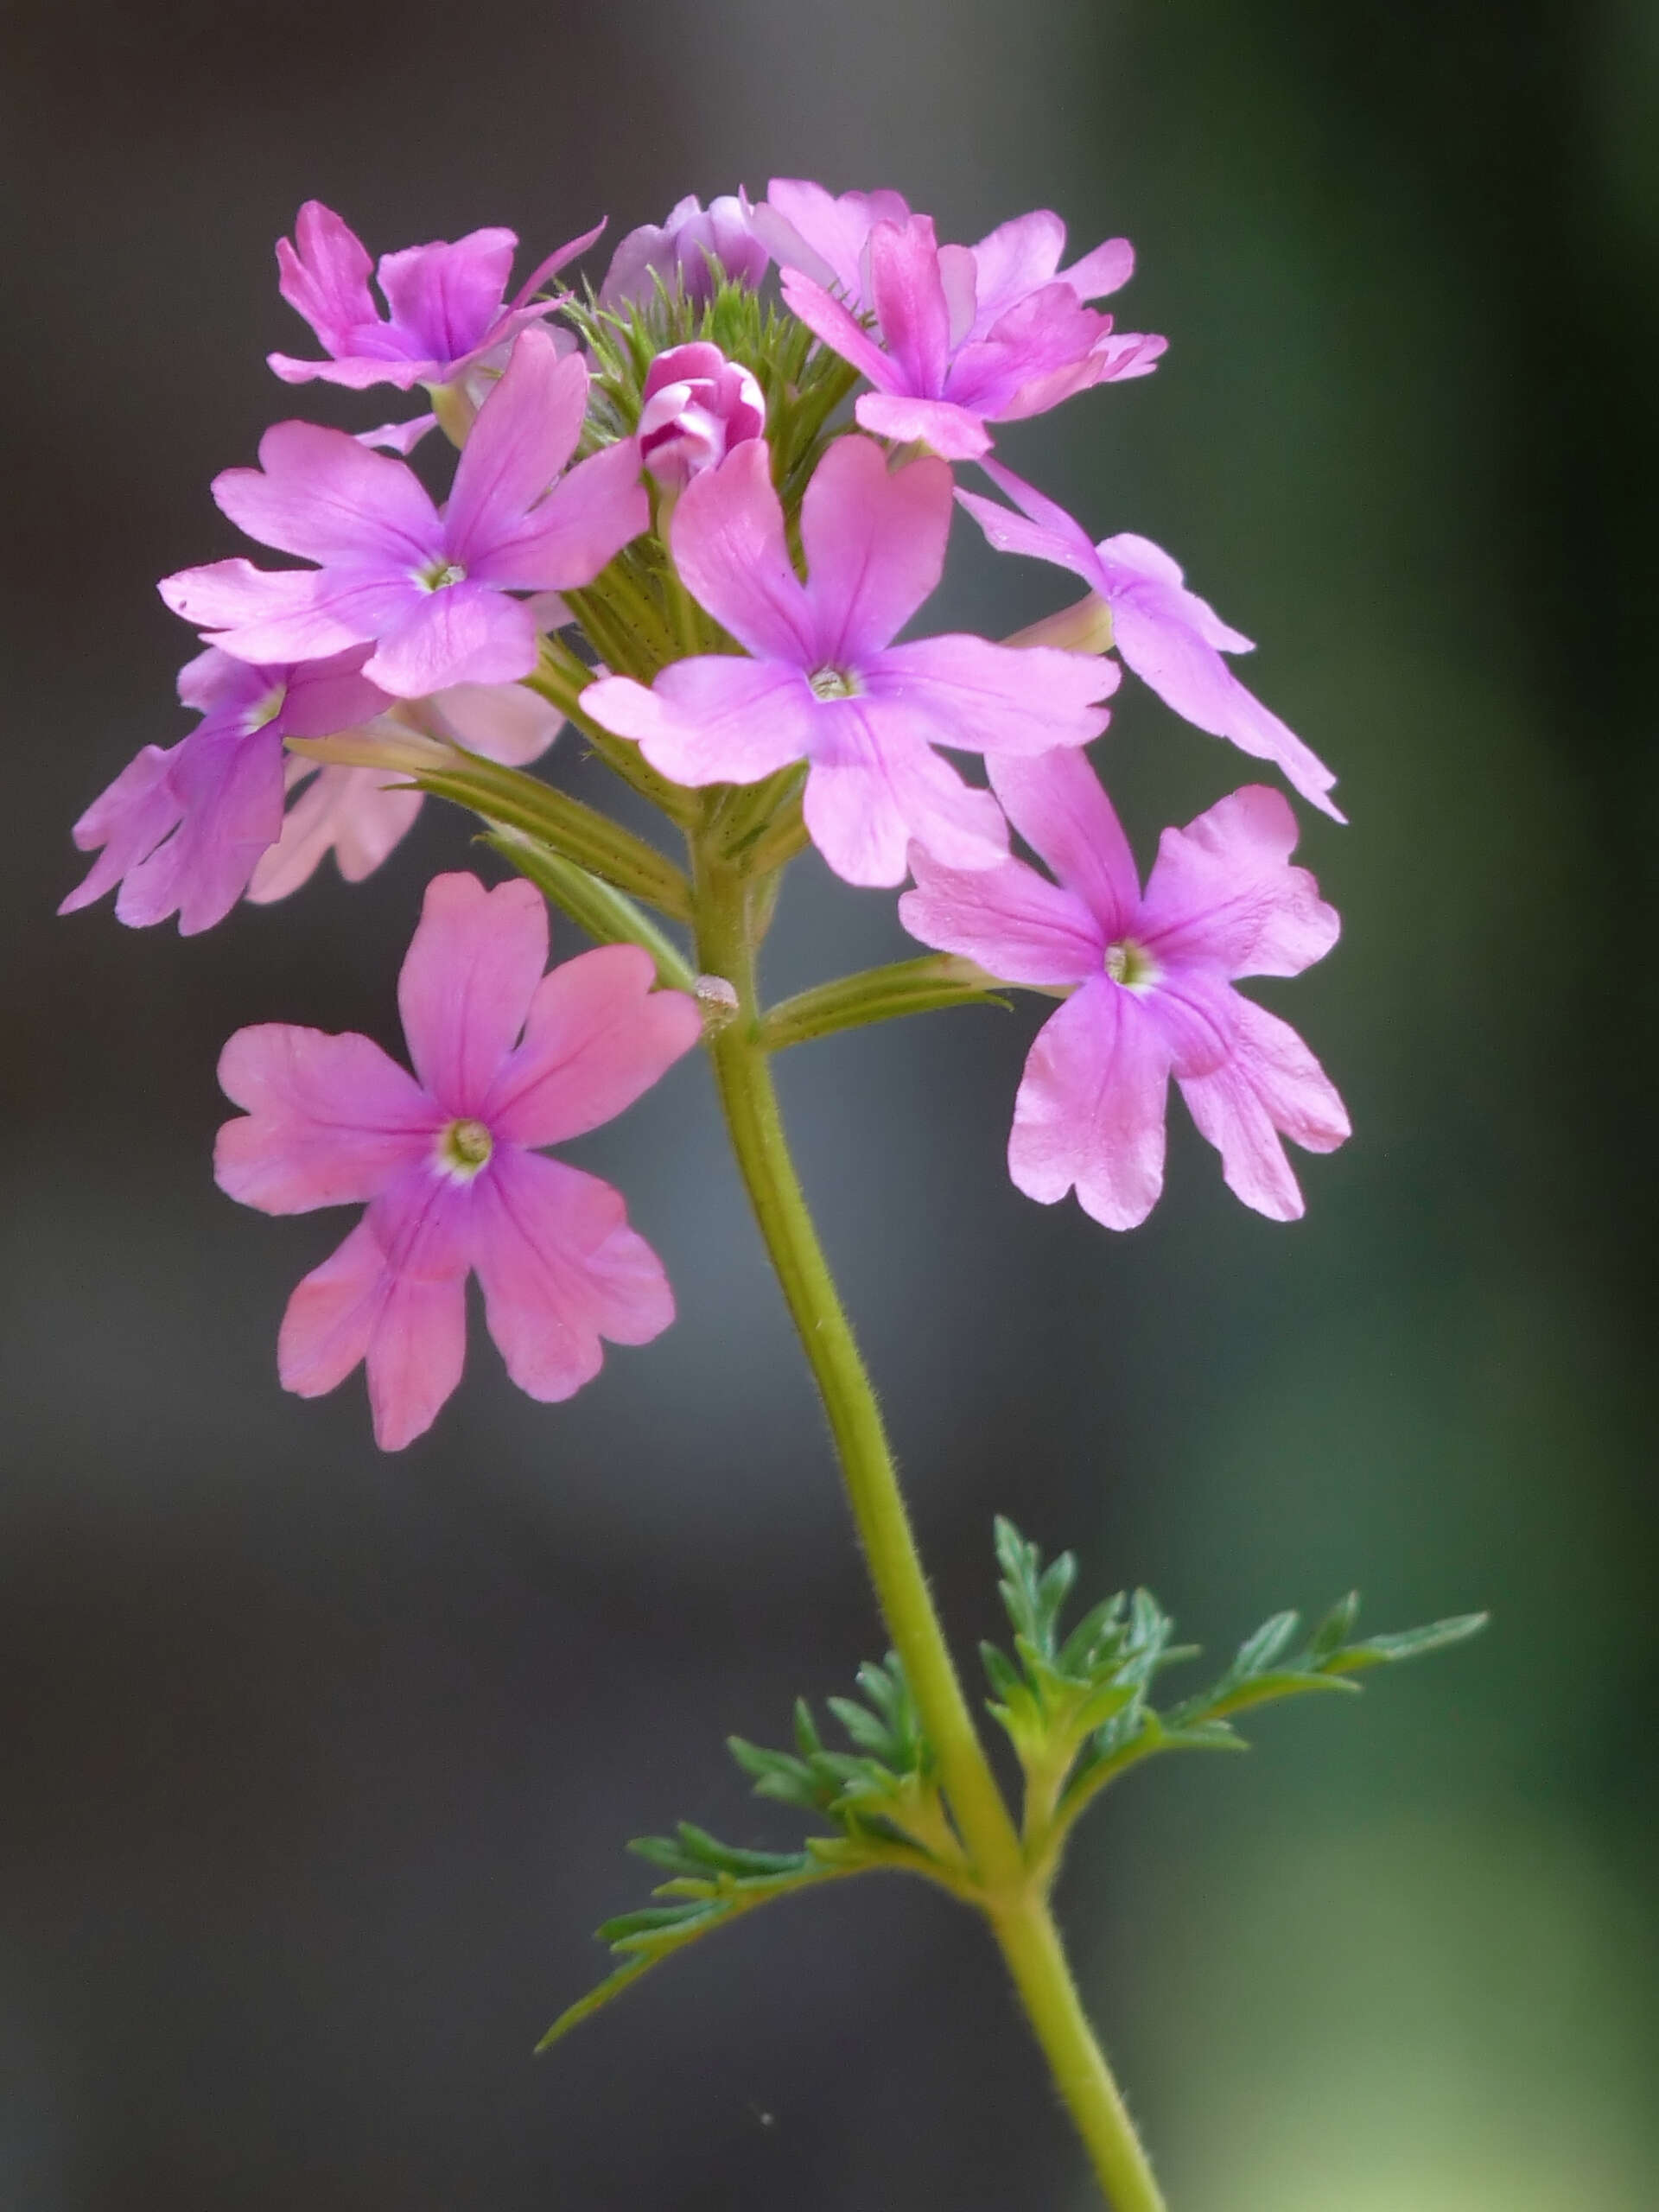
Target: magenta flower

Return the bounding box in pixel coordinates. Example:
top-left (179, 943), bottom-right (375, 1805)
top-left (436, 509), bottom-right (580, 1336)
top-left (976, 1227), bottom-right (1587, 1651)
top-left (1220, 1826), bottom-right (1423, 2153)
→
top-left (582, 435), bottom-right (1118, 887)
top-left (249, 680), bottom-right (564, 905)
top-left (599, 193), bottom-right (767, 308)
top-left (269, 200), bottom-right (599, 396)
top-left (899, 750), bottom-right (1349, 1225)
top-left (60, 645), bottom-right (390, 935)
top-left (160, 330), bottom-right (647, 699)
top-left (637, 342), bottom-right (766, 492)
top-left (216, 872), bottom-right (702, 1450)
top-left (957, 461), bottom-right (1343, 821)
top-left (779, 211), bottom-right (1165, 460)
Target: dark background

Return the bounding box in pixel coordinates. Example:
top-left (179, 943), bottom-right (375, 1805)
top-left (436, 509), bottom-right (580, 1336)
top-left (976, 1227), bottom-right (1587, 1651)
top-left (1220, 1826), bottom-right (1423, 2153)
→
top-left (3, 2), bottom-right (1655, 2206)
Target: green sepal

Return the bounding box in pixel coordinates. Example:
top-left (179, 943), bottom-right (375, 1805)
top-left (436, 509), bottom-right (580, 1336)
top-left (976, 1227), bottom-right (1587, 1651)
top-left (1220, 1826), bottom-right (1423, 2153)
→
top-left (408, 747), bottom-right (692, 918)
top-left (481, 828), bottom-right (696, 994)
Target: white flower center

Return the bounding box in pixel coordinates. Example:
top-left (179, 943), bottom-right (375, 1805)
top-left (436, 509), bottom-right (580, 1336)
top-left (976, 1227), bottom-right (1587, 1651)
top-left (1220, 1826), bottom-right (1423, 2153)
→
top-left (436, 1117), bottom-right (494, 1176)
top-left (1104, 938), bottom-right (1158, 990)
top-left (808, 665), bottom-right (860, 701)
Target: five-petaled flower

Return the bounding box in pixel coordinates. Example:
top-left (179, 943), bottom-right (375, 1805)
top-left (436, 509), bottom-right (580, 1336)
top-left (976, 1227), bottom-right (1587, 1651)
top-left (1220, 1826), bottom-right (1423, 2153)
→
top-left (582, 435), bottom-right (1117, 886)
top-left (269, 201), bottom-right (601, 451)
top-left (160, 329), bottom-right (647, 698)
top-left (60, 645), bottom-right (391, 935)
top-left (958, 461), bottom-right (1343, 820)
top-left (899, 750), bottom-right (1350, 1226)
top-left (774, 201), bottom-right (1164, 459)
top-left (215, 873), bottom-right (702, 1449)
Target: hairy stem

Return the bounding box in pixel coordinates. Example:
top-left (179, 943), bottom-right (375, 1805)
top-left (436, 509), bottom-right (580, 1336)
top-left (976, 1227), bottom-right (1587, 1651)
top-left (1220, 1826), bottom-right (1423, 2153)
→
top-left (690, 837), bottom-right (1166, 2212)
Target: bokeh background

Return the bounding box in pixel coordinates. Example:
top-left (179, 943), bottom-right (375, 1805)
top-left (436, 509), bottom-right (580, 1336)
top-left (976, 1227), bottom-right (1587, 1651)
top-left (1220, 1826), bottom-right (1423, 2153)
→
top-left (3, 2), bottom-right (1655, 2205)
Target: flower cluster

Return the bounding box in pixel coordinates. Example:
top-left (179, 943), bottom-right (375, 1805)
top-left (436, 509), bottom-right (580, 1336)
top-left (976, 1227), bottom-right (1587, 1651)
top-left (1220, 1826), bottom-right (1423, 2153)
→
top-left (64, 181), bottom-right (1349, 1446)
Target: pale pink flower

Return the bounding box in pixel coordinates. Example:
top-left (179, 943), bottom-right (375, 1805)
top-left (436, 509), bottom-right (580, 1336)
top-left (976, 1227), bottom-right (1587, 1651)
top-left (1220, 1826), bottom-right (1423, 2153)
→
top-left (637, 342), bottom-right (765, 492)
top-left (957, 461), bottom-right (1343, 820)
top-left (599, 194), bottom-right (767, 308)
top-left (160, 330), bottom-right (646, 698)
top-left (249, 681), bottom-right (563, 904)
top-left (60, 646), bottom-right (390, 935)
top-left (899, 750), bottom-right (1349, 1225)
top-left (773, 203), bottom-right (1164, 459)
top-left (747, 179), bottom-right (913, 300)
top-left (582, 435), bottom-right (1117, 887)
top-left (216, 873), bottom-right (702, 1450)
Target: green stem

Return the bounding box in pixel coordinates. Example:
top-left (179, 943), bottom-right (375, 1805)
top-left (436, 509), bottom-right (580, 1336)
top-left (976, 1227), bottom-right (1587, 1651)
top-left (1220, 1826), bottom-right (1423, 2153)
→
top-left (690, 842), bottom-right (1166, 2212)
top-left (761, 955), bottom-right (1006, 1052)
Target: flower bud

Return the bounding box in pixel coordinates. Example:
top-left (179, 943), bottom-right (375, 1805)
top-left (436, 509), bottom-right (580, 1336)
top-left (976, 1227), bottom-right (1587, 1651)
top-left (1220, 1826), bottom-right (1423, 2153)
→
top-left (601, 194), bottom-right (768, 310)
top-left (639, 342), bottom-right (766, 493)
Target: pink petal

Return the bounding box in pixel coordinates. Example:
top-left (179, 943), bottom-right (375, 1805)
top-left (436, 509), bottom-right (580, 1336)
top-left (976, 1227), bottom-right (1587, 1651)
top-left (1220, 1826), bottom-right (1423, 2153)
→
top-left (1057, 235), bottom-right (1135, 302)
top-left (966, 211), bottom-right (1066, 334)
top-left (247, 764), bottom-right (423, 902)
top-left (278, 1183), bottom-right (471, 1450)
top-left (512, 217), bottom-right (607, 308)
top-left (986, 750), bottom-right (1141, 936)
top-left (798, 706), bottom-right (1006, 887)
top-left (1009, 976), bottom-right (1173, 1229)
top-left (357, 412), bottom-right (439, 455)
top-left (267, 352), bottom-right (432, 391)
top-left (114, 723), bottom-right (286, 935)
top-left (486, 943), bottom-right (701, 1147)
top-left (778, 270), bottom-right (899, 391)
top-left (469, 435), bottom-right (648, 592)
top-left (397, 872), bottom-right (549, 1113)
top-left (361, 584), bottom-right (540, 697)
top-left (963, 463), bottom-right (1099, 574)
top-left (445, 331), bottom-right (587, 563)
top-left (216, 1022), bottom-right (435, 1211)
top-left (422, 681), bottom-right (562, 765)
top-left (667, 440), bottom-right (815, 664)
top-left (899, 847), bottom-right (1103, 985)
top-left (1176, 997), bottom-right (1350, 1222)
top-left (160, 561), bottom-right (411, 667)
top-left (585, 660), bottom-right (815, 786)
top-left (278, 651), bottom-right (393, 738)
top-left (755, 180), bottom-right (911, 297)
top-left (1140, 785), bottom-right (1341, 979)
top-left (214, 421), bottom-right (443, 566)
top-left (868, 634), bottom-right (1116, 757)
top-left (59, 743), bottom-right (180, 918)
top-left (471, 1149), bottom-right (676, 1403)
top-left (274, 202), bottom-right (378, 357)
top-left (375, 227), bottom-right (518, 365)
top-left (867, 215), bottom-right (952, 393)
top-left (799, 436), bottom-right (951, 662)
top-left (854, 391), bottom-right (992, 459)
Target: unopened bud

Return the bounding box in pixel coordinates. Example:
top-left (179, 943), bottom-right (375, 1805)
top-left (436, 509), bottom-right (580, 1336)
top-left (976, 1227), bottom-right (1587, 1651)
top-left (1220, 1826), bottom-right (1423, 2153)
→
top-left (1001, 591), bottom-right (1114, 656)
top-left (695, 974), bottom-right (741, 1034)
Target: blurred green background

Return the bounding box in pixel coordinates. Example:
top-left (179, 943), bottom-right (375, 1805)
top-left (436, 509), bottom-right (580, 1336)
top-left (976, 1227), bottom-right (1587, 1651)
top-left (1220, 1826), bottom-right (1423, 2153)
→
top-left (1, 2), bottom-right (1653, 2206)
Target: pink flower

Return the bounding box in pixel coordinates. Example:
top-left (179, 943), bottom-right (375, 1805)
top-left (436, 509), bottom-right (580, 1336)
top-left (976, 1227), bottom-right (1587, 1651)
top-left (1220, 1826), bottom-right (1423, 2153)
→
top-left (899, 750), bottom-right (1349, 1225)
top-left (957, 461), bottom-right (1343, 821)
top-left (637, 342), bottom-right (765, 492)
top-left (249, 681), bottom-right (564, 904)
top-left (599, 194), bottom-right (767, 308)
top-left (777, 208), bottom-right (1164, 460)
top-left (60, 645), bottom-right (390, 934)
top-left (160, 330), bottom-right (646, 699)
top-left (269, 200), bottom-right (599, 395)
top-left (582, 435), bottom-right (1117, 887)
top-left (216, 873), bottom-right (702, 1450)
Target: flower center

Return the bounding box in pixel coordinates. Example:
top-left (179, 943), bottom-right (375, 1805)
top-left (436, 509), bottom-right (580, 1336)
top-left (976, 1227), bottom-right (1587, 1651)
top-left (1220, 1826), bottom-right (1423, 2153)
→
top-left (436, 1116), bottom-right (494, 1176)
top-left (1103, 938), bottom-right (1158, 990)
top-left (808, 665), bottom-right (860, 701)
top-left (246, 682), bottom-right (289, 732)
top-left (417, 557), bottom-right (467, 592)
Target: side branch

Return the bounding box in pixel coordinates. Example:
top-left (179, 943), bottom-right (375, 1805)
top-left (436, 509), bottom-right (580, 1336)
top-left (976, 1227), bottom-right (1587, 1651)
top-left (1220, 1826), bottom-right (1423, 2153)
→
top-left (761, 956), bottom-right (1007, 1052)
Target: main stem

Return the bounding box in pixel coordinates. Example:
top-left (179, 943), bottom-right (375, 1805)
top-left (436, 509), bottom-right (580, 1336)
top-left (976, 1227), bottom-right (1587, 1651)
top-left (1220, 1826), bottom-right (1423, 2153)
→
top-left (691, 846), bottom-right (1167, 2212)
